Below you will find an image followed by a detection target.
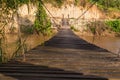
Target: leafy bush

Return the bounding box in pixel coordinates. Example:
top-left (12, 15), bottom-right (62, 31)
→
top-left (74, 0), bottom-right (89, 7)
top-left (71, 26), bottom-right (78, 32)
top-left (34, 1), bottom-right (52, 36)
top-left (2, 0), bottom-right (30, 10)
top-left (90, 0), bottom-right (120, 11)
top-left (106, 20), bottom-right (120, 32)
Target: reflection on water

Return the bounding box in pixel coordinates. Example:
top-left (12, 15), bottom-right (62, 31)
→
top-left (80, 36), bottom-right (120, 54)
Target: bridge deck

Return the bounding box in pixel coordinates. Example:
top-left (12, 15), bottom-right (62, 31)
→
top-left (0, 28), bottom-right (120, 80)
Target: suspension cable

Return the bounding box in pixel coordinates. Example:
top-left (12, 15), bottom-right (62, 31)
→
top-left (74, 0), bottom-right (98, 22)
top-left (40, 0), bottom-right (58, 25)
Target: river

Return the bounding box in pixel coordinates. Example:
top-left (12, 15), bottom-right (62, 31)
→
top-left (0, 32), bottom-right (55, 62)
top-left (79, 35), bottom-right (120, 55)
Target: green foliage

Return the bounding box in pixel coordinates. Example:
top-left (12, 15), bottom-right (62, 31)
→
top-left (106, 20), bottom-right (120, 32)
top-left (34, 1), bottom-right (52, 36)
top-left (13, 0), bottom-right (65, 8)
top-left (74, 0), bottom-right (80, 6)
top-left (0, 0), bottom-right (52, 63)
top-left (90, 0), bottom-right (120, 11)
top-left (55, 0), bottom-right (63, 7)
top-left (71, 26), bottom-right (74, 30)
top-left (43, 0), bottom-right (64, 7)
top-left (90, 27), bottom-right (96, 34)
top-left (1, 0), bottom-right (30, 10)
top-left (71, 26), bottom-right (78, 32)
top-left (74, 0), bottom-right (88, 7)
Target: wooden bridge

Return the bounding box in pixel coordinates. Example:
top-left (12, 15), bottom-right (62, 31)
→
top-left (0, 27), bottom-right (120, 80)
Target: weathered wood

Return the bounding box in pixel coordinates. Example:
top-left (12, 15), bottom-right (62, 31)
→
top-left (0, 28), bottom-right (120, 80)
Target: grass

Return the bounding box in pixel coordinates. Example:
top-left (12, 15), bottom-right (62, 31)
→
top-left (70, 26), bottom-right (79, 32)
top-left (106, 19), bottom-right (120, 33)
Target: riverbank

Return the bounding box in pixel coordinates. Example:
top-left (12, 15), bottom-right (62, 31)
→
top-left (74, 30), bottom-right (116, 37)
top-left (74, 31), bottom-right (120, 55)
top-left (0, 29), bottom-right (57, 63)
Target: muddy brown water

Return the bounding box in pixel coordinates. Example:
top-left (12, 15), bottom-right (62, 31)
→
top-left (79, 36), bottom-right (120, 54)
top-left (2, 33), bottom-right (53, 60)
top-left (3, 30), bottom-right (120, 59)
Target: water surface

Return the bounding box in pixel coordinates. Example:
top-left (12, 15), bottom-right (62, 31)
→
top-left (80, 36), bottom-right (120, 54)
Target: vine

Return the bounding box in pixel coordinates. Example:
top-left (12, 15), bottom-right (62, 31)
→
top-left (34, 1), bottom-right (52, 36)
top-left (0, 0), bottom-right (52, 63)
top-left (0, 0), bottom-right (31, 63)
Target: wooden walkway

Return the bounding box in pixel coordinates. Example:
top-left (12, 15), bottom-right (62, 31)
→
top-left (0, 28), bottom-right (120, 80)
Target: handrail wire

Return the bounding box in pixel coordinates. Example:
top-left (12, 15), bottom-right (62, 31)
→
top-left (40, 0), bottom-right (58, 26)
top-left (74, 1), bottom-right (98, 22)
